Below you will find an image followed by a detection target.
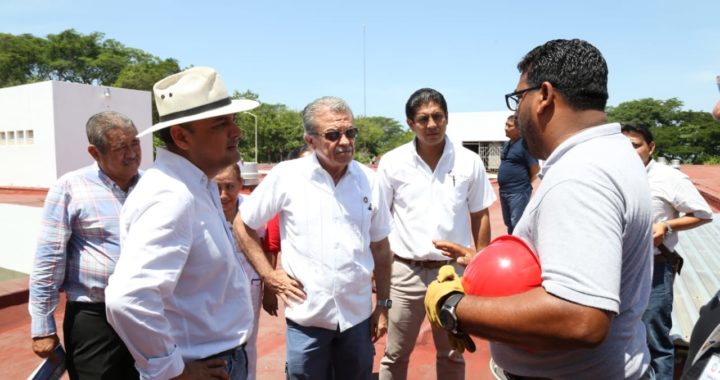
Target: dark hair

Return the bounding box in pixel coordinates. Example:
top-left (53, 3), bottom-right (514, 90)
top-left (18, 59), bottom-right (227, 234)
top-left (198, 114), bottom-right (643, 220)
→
top-left (405, 88), bottom-right (448, 120)
top-left (157, 122), bottom-right (193, 148)
top-left (287, 145), bottom-right (313, 160)
top-left (517, 39), bottom-right (608, 111)
top-left (621, 122), bottom-right (654, 144)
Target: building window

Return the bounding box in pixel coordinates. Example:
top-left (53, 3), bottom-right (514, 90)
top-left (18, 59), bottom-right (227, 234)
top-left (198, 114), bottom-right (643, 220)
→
top-left (16, 130), bottom-right (24, 144)
top-left (0, 132), bottom-right (5, 145)
top-left (7, 131), bottom-right (15, 145)
top-left (26, 130), bottom-right (34, 144)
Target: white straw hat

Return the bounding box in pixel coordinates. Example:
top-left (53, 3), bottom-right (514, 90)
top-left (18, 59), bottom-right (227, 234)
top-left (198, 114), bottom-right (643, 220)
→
top-left (137, 66), bottom-right (259, 137)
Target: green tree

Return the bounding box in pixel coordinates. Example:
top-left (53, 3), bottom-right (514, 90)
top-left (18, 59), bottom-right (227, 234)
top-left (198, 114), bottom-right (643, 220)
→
top-left (355, 116), bottom-right (412, 163)
top-left (608, 98), bottom-right (720, 164)
top-left (0, 33), bottom-right (47, 86)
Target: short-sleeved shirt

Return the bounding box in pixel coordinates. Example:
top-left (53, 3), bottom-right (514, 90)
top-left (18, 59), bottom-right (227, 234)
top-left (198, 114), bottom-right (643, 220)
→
top-left (492, 123), bottom-right (653, 379)
top-left (646, 160), bottom-right (713, 254)
top-left (377, 138), bottom-right (495, 261)
top-left (497, 137), bottom-right (538, 193)
top-left (240, 154), bottom-right (392, 332)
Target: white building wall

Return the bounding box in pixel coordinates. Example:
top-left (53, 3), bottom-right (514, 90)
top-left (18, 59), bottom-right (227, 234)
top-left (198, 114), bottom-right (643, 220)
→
top-left (0, 204), bottom-right (42, 274)
top-left (0, 82), bottom-right (58, 187)
top-left (0, 81), bottom-right (153, 189)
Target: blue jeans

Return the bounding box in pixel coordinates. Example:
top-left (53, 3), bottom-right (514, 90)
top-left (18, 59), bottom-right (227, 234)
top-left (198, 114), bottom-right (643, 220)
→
top-left (500, 190), bottom-right (531, 234)
top-left (286, 318), bottom-right (374, 380)
top-left (642, 261), bottom-right (675, 380)
top-left (208, 345), bottom-right (248, 380)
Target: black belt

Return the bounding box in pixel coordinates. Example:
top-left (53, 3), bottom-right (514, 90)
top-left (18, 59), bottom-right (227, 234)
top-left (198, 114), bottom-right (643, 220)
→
top-left (394, 255), bottom-right (450, 269)
top-left (503, 372), bottom-right (551, 380)
top-left (66, 301), bottom-right (106, 312)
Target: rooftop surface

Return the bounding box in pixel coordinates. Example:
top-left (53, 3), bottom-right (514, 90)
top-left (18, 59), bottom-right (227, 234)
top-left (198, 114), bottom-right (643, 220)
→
top-left (1, 164), bottom-right (718, 379)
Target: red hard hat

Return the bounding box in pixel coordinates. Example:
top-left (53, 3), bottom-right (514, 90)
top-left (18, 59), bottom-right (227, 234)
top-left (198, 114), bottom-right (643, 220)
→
top-left (462, 235), bottom-right (541, 297)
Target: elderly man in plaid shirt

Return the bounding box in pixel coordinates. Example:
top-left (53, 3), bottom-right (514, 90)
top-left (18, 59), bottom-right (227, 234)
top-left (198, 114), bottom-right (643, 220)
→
top-left (29, 111), bottom-right (142, 379)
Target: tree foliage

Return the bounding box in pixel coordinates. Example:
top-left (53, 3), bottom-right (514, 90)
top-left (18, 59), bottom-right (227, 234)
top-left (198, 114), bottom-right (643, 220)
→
top-left (607, 98), bottom-right (720, 164)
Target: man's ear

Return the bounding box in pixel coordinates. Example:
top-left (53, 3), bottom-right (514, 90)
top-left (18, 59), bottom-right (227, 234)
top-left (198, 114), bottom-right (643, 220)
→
top-left (304, 134), bottom-right (315, 150)
top-left (87, 145), bottom-right (101, 162)
top-left (536, 81), bottom-right (556, 115)
top-left (169, 125), bottom-right (191, 151)
top-left (406, 118), bottom-right (416, 133)
top-left (648, 141), bottom-right (656, 156)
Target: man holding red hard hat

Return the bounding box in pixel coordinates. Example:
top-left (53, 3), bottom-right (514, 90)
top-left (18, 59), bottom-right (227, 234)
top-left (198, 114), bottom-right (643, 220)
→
top-left (425, 39), bottom-right (655, 379)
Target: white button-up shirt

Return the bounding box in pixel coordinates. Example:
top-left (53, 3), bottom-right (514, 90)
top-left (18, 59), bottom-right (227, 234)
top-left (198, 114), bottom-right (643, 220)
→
top-left (240, 154), bottom-right (392, 331)
top-left (377, 138), bottom-right (496, 261)
top-left (646, 159), bottom-right (713, 254)
top-left (106, 148), bottom-right (253, 380)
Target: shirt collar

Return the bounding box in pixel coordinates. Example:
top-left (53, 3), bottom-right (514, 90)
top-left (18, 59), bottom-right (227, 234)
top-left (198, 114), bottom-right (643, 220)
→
top-left (95, 162), bottom-right (141, 193)
top-left (411, 136), bottom-right (453, 171)
top-left (156, 147), bottom-right (212, 189)
top-left (307, 152), bottom-right (358, 183)
top-left (539, 122), bottom-right (619, 178)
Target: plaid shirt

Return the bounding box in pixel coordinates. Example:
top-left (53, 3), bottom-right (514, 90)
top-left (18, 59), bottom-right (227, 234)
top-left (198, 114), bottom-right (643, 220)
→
top-left (29, 164), bottom-right (139, 337)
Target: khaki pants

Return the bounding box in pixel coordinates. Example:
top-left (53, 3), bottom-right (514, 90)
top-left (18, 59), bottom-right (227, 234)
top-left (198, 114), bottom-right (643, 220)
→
top-left (379, 259), bottom-right (465, 380)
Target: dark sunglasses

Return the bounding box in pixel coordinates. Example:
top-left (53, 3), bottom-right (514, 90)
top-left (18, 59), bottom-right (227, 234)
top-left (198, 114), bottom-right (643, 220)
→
top-left (315, 128), bottom-right (359, 142)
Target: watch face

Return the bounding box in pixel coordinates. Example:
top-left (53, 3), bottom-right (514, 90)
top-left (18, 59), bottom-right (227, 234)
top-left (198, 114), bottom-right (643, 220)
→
top-left (439, 308), bottom-right (455, 331)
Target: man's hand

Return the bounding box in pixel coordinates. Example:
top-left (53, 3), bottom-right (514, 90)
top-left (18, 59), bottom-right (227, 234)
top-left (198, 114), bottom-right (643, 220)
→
top-left (433, 240), bottom-right (476, 266)
top-left (370, 306), bottom-right (388, 343)
top-left (171, 359), bottom-right (230, 380)
top-left (263, 268), bottom-right (306, 306)
top-left (651, 223), bottom-right (667, 247)
top-left (424, 265), bottom-right (464, 329)
top-left (262, 285), bottom-right (279, 316)
top-left (32, 334), bottom-right (60, 360)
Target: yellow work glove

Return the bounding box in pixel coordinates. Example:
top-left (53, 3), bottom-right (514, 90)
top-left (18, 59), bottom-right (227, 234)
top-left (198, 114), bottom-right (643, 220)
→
top-left (424, 265), bottom-right (464, 330)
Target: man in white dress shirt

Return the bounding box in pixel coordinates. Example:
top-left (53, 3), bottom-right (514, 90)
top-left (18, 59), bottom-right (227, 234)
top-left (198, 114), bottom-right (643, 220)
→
top-left (377, 88), bottom-right (496, 380)
top-left (233, 96), bottom-right (393, 380)
top-left (105, 67), bottom-right (260, 380)
top-left (622, 122), bottom-right (713, 379)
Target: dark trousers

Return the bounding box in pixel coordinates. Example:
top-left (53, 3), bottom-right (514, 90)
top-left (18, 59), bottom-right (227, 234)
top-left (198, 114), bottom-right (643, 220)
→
top-left (63, 301), bottom-right (138, 380)
top-left (642, 261), bottom-right (675, 380)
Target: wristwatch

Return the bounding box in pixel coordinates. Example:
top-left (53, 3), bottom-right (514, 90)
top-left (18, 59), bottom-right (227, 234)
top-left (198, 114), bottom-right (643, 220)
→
top-left (377, 299), bottom-right (392, 309)
top-left (439, 293), bottom-right (464, 334)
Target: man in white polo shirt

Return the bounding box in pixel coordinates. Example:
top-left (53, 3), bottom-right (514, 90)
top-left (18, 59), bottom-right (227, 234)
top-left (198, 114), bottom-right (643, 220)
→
top-left (377, 88), bottom-right (495, 380)
top-left (622, 122), bottom-right (712, 379)
top-left (105, 67), bottom-right (259, 380)
top-left (233, 96), bottom-right (393, 380)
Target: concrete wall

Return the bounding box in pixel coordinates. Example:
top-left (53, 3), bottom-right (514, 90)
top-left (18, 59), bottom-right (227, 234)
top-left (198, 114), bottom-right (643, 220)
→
top-left (0, 81), bottom-right (153, 188)
top-left (0, 204), bottom-right (43, 274)
top-left (0, 82), bottom-right (57, 187)
top-left (446, 111), bottom-right (512, 146)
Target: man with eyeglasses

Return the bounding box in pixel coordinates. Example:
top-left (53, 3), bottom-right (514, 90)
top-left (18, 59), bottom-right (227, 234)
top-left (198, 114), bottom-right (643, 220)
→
top-left (233, 96), bottom-right (393, 380)
top-left (377, 88), bottom-right (495, 380)
top-left (498, 114), bottom-right (539, 234)
top-left (425, 39), bottom-right (655, 379)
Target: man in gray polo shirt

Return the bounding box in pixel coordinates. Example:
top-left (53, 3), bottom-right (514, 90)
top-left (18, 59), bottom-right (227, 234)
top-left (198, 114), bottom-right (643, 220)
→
top-left (425, 39), bottom-right (654, 379)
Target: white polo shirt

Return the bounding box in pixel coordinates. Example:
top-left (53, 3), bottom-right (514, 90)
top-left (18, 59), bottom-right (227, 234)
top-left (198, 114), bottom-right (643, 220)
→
top-left (240, 154), bottom-right (392, 331)
top-left (646, 160), bottom-right (713, 254)
top-left (377, 138), bottom-right (495, 261)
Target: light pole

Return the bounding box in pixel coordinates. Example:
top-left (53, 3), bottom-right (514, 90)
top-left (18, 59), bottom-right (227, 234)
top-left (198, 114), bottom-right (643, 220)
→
top-left (244, 111), bottom-right (258, 162)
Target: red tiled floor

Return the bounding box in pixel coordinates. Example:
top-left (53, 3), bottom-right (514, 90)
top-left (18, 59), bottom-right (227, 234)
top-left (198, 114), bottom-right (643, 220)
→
top-left (2, 165), bottom-right (718, 378)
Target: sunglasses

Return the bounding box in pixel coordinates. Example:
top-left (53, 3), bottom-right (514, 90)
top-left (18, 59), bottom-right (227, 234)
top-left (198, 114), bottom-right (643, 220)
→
top-left (314, 128), bottom-right (359, 142)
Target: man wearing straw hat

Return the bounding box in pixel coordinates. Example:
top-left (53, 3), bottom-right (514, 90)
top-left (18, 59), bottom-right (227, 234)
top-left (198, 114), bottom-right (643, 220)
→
top-left (106, 67), bottom-right (259, 380)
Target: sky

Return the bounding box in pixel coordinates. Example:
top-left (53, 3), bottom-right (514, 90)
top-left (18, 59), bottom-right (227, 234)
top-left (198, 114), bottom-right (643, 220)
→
top-left (2, 0), bottom-right (719, 125)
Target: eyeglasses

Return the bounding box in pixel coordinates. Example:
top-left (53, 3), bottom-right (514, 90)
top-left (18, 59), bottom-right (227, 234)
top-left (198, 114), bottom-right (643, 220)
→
top-left (313, 127), bottom-right (359, 142)
top-left (504, 86), bottom-right (541, 111)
